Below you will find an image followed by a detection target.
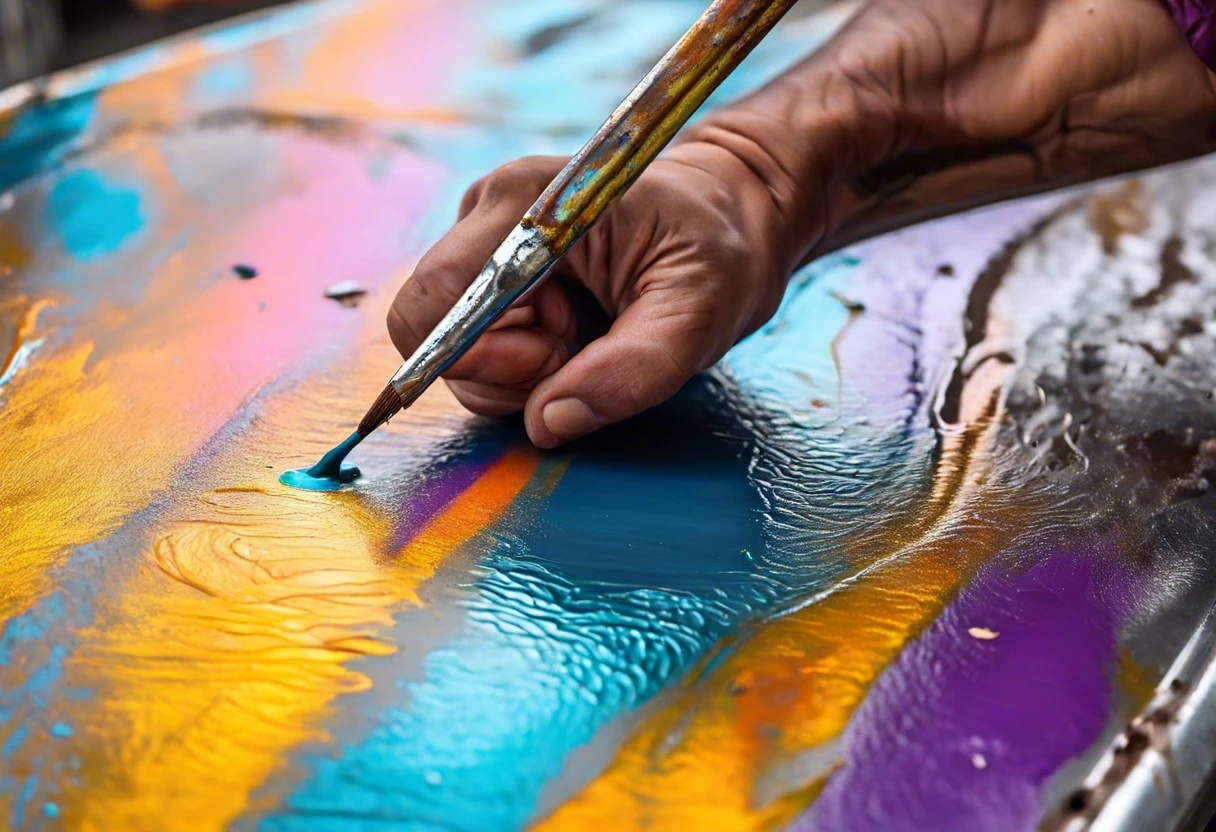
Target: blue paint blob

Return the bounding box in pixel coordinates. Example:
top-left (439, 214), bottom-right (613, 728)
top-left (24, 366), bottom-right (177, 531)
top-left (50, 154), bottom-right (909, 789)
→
top-left (47, 170), bottom-right (144, 260)
top-left (279, 432), bottom-right (363, 492)
top-left (0, 92), bottom-right (97, 192)
top-left (42, 803), bottom-right (59, 819)
top-left (49, 722), bottom-right (72, 738)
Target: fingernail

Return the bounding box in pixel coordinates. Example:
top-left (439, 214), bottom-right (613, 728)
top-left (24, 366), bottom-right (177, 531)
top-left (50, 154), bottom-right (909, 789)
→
top-left (541, 398), bottom-right (599, 444)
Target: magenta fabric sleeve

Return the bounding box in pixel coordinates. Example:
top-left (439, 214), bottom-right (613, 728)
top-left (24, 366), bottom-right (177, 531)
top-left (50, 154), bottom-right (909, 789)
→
top-left (1164, 0), bottom-right (1216, 70)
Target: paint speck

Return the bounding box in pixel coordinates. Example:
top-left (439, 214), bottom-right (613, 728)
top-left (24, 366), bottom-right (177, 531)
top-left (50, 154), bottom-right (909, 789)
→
top-left (971, 753), bottom-right (987, 769)
top-left (233, 264), bottom-right (257, 279)
top-left (968, 626), bottom-right (1000, 640)
top-left (424, 770), bottom-right (442, 786)
top-left (0, 192), bottom-right (13, 212)
top-left (172, 357), bottom-right (181, 365)
top-left (325, 280), bottom-right (368, 308)
top-left (937, 264), bottom-right (955, 277)
top-left (811, 399), bottom-right (827, 408)
top-left (43, 802), bottom-right (60, 818)
top-left (50, 722), bottom-right (73, 738)
top-left (740, 548), bottom-right (753, 563)
top-left (828, 290), bottom-right (865, 313)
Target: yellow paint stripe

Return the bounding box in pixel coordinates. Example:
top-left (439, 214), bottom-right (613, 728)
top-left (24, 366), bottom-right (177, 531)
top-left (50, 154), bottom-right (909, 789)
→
top-left (55, 448), bottom-right (540, 832)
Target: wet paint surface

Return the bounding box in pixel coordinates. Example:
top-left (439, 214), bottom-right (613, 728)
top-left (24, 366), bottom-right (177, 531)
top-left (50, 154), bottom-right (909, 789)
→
top-left (3, 2), bottom-right (1216, 832)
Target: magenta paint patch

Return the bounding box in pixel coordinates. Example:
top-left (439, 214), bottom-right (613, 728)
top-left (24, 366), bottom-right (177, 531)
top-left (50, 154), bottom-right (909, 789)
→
top-left (801, 552), bottom-right (1119, 832)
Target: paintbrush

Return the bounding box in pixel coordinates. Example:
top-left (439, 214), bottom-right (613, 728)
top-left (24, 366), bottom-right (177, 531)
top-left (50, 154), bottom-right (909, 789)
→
top-left (358, 0), bottom-right (799, 439)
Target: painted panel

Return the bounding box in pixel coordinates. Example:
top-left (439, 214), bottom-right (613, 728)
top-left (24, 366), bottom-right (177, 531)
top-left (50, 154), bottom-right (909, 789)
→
top-left (1, 2), bottom-right (1214, 831)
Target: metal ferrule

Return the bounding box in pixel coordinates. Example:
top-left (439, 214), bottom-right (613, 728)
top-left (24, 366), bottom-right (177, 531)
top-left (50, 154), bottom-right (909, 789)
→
top-left (388, 225), bottom-right (555, 407)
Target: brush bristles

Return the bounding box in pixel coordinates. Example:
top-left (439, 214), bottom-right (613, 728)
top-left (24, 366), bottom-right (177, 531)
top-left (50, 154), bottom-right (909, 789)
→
top-left (358, 384), bottom-right (404, 437)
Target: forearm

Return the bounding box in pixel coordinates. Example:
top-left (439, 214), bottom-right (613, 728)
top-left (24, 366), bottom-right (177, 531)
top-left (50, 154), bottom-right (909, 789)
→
top-left (677, 0), bottom-right (1216, 271)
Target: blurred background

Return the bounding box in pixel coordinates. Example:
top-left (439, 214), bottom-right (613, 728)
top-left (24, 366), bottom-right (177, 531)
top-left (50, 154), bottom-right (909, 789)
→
top-left (0, 0), bottom-right (293, 88)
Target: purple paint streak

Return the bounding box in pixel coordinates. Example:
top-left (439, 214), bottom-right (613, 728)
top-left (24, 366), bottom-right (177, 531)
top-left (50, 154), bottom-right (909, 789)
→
top-left (801, 553), bottom-right (1120, 832)
top-left (1164, 0), bottom-right (1216, 71)
top-left (389, 455), bottom-right (495, 549)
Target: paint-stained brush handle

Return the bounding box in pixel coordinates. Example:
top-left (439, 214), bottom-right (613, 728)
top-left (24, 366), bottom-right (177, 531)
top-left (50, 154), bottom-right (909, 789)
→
top-left (364, 0), bottom-right (798, 433)
top-left (525, 0), bottom-right (799, 253)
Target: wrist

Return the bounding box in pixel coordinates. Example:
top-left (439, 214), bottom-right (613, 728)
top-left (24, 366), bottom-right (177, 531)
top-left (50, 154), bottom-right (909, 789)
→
top-left (676, 63), bottom-right (875, 273)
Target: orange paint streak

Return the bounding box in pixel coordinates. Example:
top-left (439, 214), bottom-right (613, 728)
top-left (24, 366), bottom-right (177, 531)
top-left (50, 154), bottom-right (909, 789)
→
top-left (0, 297), bottom-right (52, 379)
top-left (0, 215), bottom-right (28, 274)
top-left (394, 449), bottom-right (544, 605)
top-left (98, 41), bottom-right (213, 126)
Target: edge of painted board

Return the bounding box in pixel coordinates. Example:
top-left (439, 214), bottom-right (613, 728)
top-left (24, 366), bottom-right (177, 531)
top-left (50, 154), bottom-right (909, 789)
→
top-left (2, 0), bottom-right (1216, 829)
top-left (0, 0), bottom-right (355, 115)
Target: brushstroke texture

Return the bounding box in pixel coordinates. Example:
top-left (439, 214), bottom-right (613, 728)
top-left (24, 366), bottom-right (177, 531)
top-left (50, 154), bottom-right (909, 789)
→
top-left (3, 3), bottom-right (1216, 832)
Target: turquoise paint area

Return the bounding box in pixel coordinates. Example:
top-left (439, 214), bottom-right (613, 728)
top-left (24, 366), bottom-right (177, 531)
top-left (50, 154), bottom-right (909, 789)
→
top-left (457, 1), bottom-right (702, 134)
top-left (724, 253), bottom-right (855, 401)
top-left (46, 170), bottom-right (144, 260)
top-left (279, 432), bottom-right (363, 492)
top-left (0, 93), bottom-right (97, 193)
top-left (194, 57), bottom-right (256, 96)
top-left (0, 588), bottom-right (87, 828)
top-left (260, 379), bottom-right (782, 831)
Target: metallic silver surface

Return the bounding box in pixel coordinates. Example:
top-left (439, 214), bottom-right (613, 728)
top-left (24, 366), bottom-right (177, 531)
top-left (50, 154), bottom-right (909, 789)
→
top-left (388, 224), bottom-right (555, 408)
top-left (1082, 605), bottom-right (1216, 832)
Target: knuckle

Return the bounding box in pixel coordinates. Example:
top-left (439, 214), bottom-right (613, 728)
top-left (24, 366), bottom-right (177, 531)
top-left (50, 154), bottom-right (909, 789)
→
top-left (478, 157), bottom-right (553, 205)
top-left (386, 301), bottom-right (423, 353)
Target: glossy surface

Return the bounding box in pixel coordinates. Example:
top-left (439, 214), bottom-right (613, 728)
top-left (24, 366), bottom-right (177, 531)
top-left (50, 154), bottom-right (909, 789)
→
top-left (3, 2), bottom-right (1216, 831)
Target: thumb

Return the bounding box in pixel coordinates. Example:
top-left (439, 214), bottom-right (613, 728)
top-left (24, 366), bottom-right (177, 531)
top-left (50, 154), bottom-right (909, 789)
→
top-left (523, 284), bottom-right (722, 448)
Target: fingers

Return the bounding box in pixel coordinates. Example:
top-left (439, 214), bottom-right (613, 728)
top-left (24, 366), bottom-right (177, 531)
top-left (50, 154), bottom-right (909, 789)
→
top-left (522, 284), bottom-right (722, 448)
top-left (440, 280), bottom-right (574, 400)
top-left (387, 156), bottom-right (567, 361)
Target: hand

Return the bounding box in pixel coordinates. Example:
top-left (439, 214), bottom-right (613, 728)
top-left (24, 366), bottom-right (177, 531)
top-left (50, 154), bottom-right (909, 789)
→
top-left (387, 145), bottom-right (795, 448)
top-left (390, 0), bottom-right (1216, 448)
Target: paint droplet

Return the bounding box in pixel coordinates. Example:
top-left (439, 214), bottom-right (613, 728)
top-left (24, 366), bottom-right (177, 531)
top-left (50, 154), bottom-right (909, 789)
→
top-left (325, 280), bottom-right (368, 308)
top-left (424, 770), bottom-right (442, 786)
top-left (43, 802), bottom-right (60, 818)
top-left (740, 548), bottom-right (753, 563)
top-left (233, 263), bottom-right (258, 279)
top-left (971, 753), bottom-right (987, 769)
top-left (280, 431), bottom-right (363, 492)
top-left (811, 399), bottom-right (827, 408)
top-left (50, 721), bottom-right (73, 738)
top-left (968, 626), bottom-right (1000, 640)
